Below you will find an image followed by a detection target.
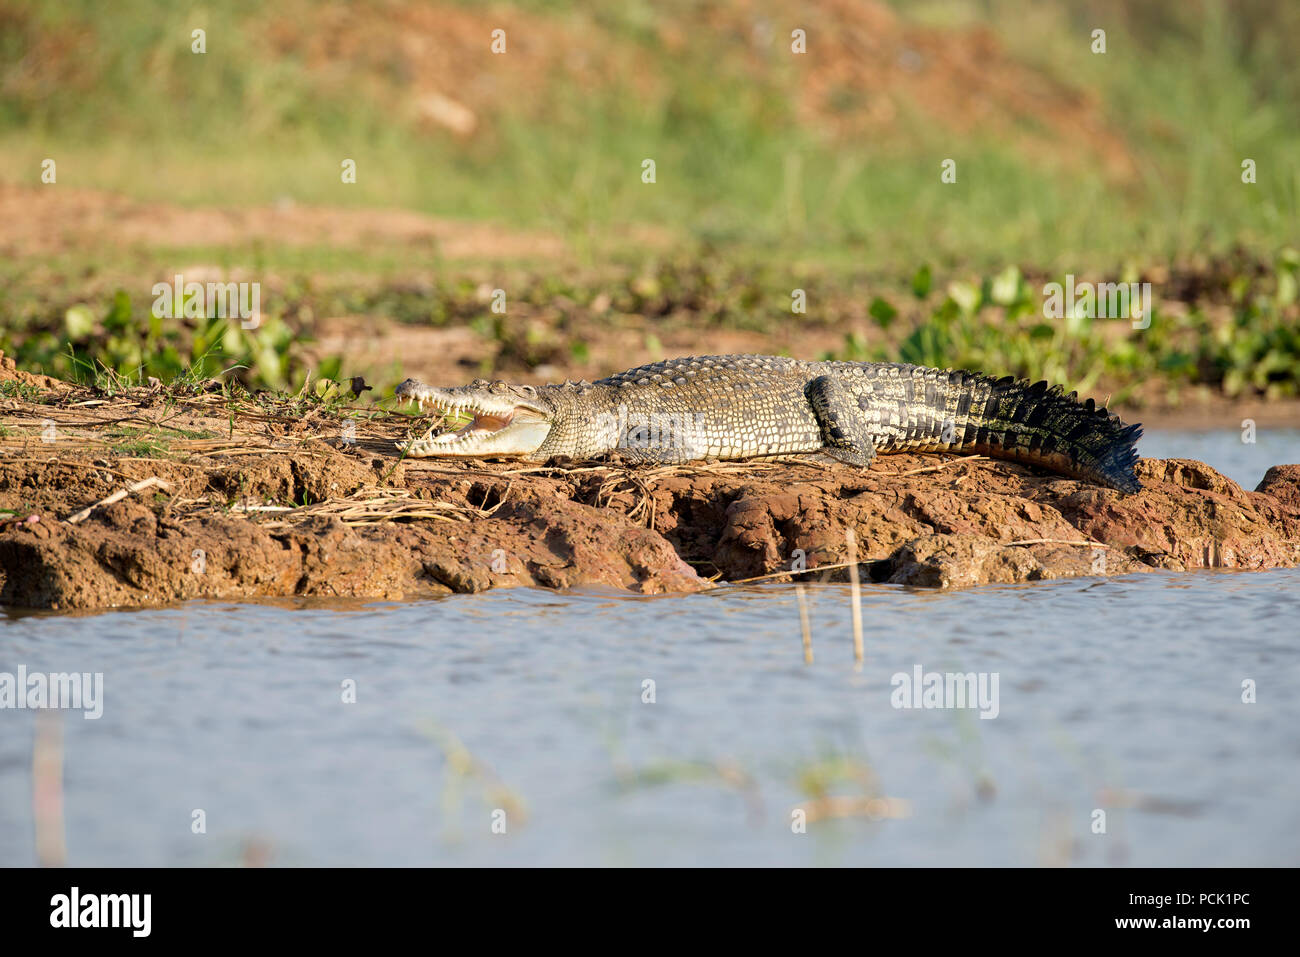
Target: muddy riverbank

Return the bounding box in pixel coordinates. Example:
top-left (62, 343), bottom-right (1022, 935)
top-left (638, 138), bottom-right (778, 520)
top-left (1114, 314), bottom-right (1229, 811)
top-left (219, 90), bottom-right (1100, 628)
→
top-left (1, 360), bottom-right (1298, 610)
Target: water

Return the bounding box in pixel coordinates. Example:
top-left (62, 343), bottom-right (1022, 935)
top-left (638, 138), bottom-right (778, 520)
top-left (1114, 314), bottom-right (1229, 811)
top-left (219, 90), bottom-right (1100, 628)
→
top-left (1141, 427), bottom-right (1298, 489)
top-left (1, 430), bottom-right (1298, 867)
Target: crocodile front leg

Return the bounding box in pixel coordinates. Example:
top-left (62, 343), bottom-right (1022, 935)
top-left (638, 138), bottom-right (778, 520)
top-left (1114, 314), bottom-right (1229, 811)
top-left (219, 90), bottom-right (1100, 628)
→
top-left (804, 375), bottom-right (878, 468)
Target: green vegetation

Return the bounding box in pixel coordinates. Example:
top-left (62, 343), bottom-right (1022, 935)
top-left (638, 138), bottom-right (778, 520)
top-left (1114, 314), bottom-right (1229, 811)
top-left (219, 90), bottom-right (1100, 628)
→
top-left (4, 248), bottom-right (1299, 403)
top-left (841, 251), bottom-right (1300, 403)
top-left (0, 379), bottom-right (43, 402)
top-left (1, 0), bottom-right (1297, 402)
top-left (12, 292), bottom-right (299, 391)
top-left (4, 0), bottom-right (1298, 263)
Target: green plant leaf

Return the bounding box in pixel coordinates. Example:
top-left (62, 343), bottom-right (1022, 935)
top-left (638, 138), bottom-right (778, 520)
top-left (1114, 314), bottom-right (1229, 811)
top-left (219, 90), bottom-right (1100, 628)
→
top-left (911, 264), bottom-right (932, 299)
top-left (869, 296), bottom-right (897, 328)
top-left (64, 304), bottom-right (96, 340)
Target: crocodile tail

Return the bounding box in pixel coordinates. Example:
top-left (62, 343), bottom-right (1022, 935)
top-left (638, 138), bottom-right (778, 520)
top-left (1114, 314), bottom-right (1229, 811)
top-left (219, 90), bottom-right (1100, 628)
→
top-left (957, 373), bottom-right (1143, 494)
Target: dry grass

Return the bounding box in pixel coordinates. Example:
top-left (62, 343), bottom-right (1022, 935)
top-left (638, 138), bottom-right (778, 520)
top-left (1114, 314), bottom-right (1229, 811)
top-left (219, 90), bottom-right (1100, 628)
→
top-left (248, 487), bottom-right (500, 528)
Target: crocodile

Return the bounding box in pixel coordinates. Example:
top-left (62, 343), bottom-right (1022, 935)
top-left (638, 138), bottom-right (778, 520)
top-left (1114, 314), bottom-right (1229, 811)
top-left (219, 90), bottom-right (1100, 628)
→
top-left (394, 354), bottom-right (1143, 493)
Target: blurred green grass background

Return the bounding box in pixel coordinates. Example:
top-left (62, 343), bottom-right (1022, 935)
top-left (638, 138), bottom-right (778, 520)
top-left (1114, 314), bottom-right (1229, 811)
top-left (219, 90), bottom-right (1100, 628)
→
top-left (1, 0), bottom-right (1298, 401)
top-left (4, 0), bottom-right (1298, 264)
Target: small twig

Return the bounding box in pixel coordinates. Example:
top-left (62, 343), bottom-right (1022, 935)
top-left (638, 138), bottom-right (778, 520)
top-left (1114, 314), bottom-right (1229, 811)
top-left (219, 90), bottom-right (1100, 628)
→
top-left (847, 529), bottom-right (863, 666)
top-left (725, 559), bottom-right (876, 586)
top-left (116, 457), bottom-right (205, 468)
top-left (0, 457), bottom-right (142, 483)
top-left (796, 584), bottom-right (813, 664)
top-left (32, 711), bottom-right (66, 868)
top-left (65, 476), bottom-right (173, 523)
top-left (483, 481), bottom-right (514, 516)
top-left (772, 456), bottom-right (836, 470)
top-left (1007, 538), bottom-right (1110, 548)
top-left (877, 455), bottom-right (988, 477)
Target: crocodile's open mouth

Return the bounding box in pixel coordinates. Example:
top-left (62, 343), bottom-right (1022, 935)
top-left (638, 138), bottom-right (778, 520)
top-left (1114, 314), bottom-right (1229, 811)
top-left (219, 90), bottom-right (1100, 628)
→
top-left (394, 384), bottom-right (551, 458)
